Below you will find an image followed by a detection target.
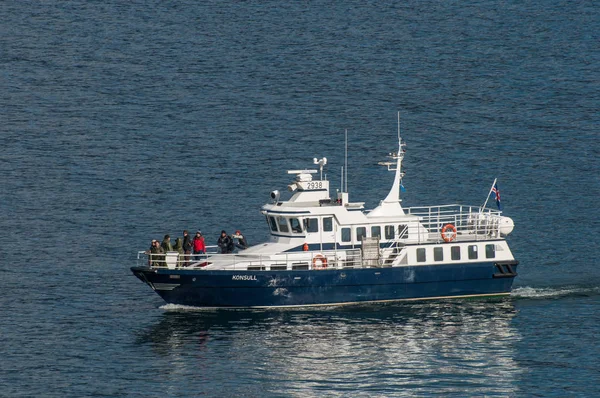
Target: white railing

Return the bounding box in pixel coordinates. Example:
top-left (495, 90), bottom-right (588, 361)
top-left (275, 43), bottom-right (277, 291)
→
top-left (406, 204), bottom-right (503, 242)
top-left (137, 248), bottom-right (364, 271)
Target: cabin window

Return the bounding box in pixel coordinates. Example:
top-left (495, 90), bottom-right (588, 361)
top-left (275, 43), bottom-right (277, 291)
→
top-left (323, 217), bottom-right (333, 232)
top-left (341, 228), bottom-right (351, 242)
top-left (277, 216), bottom-right (289, 233)
top-left (356, 227), bottom-right (366, 242)
top-left (371, 226), bottom-right (381, 239)
top-left (451, 246), bottom-right (461, 260)
top-left (290, 218), bottom-right (303, 233)
top-left (304, 218), bottom-right (318, 233)
top-left (434, 247), bottom-right (443, 261)
top-left (385, 225), bottom-right (395, 240)
top-left (417, 248), bottom-right (426, 262)
top-left (486, 244), bottom-right (496, 259)
top-left (398, 225), bottom-right (408, 239)
top-left (468, 245), bottom-right (478, 259)
top-left (269, 216), bottom-right (278, 232)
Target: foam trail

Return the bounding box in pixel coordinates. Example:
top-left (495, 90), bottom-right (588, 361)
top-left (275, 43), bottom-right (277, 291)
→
top-left (160, 303), bottom-right (213, 312)
top-left (511, 286), bottom-right (600, 299)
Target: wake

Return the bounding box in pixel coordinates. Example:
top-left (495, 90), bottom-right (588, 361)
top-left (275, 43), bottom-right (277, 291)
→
top-left (511, 285), bottom-right (600, 299)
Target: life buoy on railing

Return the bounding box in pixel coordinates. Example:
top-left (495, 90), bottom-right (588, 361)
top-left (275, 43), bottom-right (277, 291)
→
top-left (441, 224), bottom-right (457, 242)
top-left (312, 254), bottom-right (328, 269)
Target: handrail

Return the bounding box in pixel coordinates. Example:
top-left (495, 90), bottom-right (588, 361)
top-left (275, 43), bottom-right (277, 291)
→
top-left (137, 248), bottom-right (364, 271)
top-left (406, 204), bottom-right (503, 242)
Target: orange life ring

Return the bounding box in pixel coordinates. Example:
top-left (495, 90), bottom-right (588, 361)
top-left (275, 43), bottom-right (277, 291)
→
top-left (312, 254), bottom-right (328, 269)
top-left (441, 224), bottom-right (457, 242)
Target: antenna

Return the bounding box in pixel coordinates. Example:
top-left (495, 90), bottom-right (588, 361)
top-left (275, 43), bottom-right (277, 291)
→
top-left (397, 111), bottom-right (401, 141)
top-left (344, 129), bottom-right (348, 192)
top-left (340, 166), bottom-right (344, 192)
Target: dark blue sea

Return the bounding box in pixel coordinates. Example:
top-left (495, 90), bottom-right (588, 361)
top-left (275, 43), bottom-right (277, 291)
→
top-left (1, 0), bottom-right (598, 396)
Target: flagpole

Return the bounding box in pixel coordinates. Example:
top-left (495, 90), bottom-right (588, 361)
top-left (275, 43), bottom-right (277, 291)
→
top-left (481, 178), bottom-right (497, 211)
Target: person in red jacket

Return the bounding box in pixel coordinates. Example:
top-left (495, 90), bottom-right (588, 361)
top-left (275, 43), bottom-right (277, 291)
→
top-left (192, 231), bottom-right (206, 261)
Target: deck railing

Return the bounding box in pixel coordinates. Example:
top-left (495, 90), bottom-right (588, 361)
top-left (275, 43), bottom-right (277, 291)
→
top-left (406, 204), bottom-right (503, 242)
top-left (137, 247), bottom-right (364, 271)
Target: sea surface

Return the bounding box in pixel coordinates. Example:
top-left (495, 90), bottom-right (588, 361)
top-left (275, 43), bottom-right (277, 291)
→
top-left (1, 0), bottom-right (598, 396)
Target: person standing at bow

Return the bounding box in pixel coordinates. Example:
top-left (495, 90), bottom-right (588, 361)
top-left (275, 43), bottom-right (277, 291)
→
top-left (217, 230), bottom-right (233, 254)
top-left (193, 231), bottom-right (206, 260)
top-left (161, 234), bottom-right (173, 252)
top-left (182, 230), bottom-right (193, 266)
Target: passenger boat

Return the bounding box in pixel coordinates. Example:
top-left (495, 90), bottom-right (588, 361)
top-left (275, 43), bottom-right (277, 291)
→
top-left (131, 122), bottom-right (518, 308)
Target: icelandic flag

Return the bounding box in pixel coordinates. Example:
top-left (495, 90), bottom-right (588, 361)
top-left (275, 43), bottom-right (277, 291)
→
top-left (491, 182), bottom-right (502, 210)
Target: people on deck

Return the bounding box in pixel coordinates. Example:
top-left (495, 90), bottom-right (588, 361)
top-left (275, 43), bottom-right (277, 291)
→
top-left (182, 230), bottom-right (193, 266)
top-left (146, 239), bottom-right (157, 265)
top-left (161, 235), bottom-right (173, 252)
top-left (193, 231), bottom-right (206, 260)
top-left (150, 239), bottom-right (165, 266)
top-left (217, 230), bottom-right (233, 254)
top-left (233, 230), bottom-right (248, 250)
top-left (174, 237), bottom-right (184, 254)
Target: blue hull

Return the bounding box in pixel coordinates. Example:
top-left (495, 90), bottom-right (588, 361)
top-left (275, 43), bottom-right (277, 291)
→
top-left (131, 261), bottom-right (518, 308)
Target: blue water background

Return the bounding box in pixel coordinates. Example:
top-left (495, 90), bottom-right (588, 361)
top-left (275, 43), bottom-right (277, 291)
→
top-left (1, 0), bottom-right (598, 396)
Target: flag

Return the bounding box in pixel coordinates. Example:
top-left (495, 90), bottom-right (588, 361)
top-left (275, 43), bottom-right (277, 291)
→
top-left (400, 182), bottom-right (406, 192)
top-left (491, 182), bottom-right (501, 210)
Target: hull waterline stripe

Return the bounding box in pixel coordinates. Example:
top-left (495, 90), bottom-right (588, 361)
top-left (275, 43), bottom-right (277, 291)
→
top-left (164, 292), bottom-right (511, 310)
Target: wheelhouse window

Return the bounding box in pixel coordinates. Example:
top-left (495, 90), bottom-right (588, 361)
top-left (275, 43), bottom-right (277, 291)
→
top-left (434, 247), bottom-right (443, 261)
top-left (356, 227), bottom-right (366, 242)
top-left (451, 246), bottom-right (461, 260)
top-left (371, 226), bottom-right (381, 239)
top-left (385, 225), bottom-right (395, 240)
top-left (290, 218), bottom-right (303, 233)
top-left (269, 216), bottom-right (278, 232)
top-left (468, 245), bottom-right (478, 259)
top-left (417, 248), bottom-right (426, 262)
top-left (486, 244), bottom-right (496, 259)
top-left (304, 218), bottom-right (318, 233)
top-left (323, 217), bottom-right (333, 232)
top-left (398, 225), bottom-right (408, 239)
top-left (341, 228), bottom-right (351, 242)
top-left (277, 216), bottom-right (289, 233)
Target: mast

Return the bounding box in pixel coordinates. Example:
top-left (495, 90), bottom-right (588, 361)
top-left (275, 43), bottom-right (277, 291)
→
top-left (381, 113), bottom-right (405, 205)
top-left (344, 129), bottom-right (348, 192)
top-left (368, 112), bottom-right (406, 217)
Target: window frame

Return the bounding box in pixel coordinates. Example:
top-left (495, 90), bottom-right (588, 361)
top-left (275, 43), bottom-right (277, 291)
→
top-left (468, 245), bottom-right (478, 260)
top-left (341, 227), bottom-right (351, 242)
top-left (433, 247), bottom-right (444, 261)
top-left (269, 216), bottom-right (278, 232)
top-left (277, 216), bottom-right (289, 233)
top-left (416, 248), bottom-right (426, 262)
top-left (485, 244), bottom-right (496, 259)
top-left (371, 226), bottom-right (381, 239)
top-left (384, 225), bottom-right (395, 240)
top-left (290, 218), bottom-right (303, 234)
top-left (356, 227), bottom-right (367, 242)
top-left (451, 246), bottom-right (461, 260)
top-left (398, 224), bottom-right (408, 239)
top-left (304, 218), bottom-right (319, 233)
top-left (323, 217), bottom-right (333, 232)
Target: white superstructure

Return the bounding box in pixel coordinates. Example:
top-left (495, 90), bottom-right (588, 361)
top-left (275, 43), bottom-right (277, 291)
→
top-left (139, 124), bottom-right (516, 273)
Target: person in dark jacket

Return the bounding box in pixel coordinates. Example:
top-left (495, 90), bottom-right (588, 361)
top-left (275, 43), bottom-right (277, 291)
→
top-left (182, 230), bottom-right (193, 266)
top-left (217, 230), bottom-right (233, 254)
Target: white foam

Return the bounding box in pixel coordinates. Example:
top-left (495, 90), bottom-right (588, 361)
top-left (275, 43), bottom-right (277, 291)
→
top-left (511, 286), bottom-right (600, 299)
top-left (159, 303), bottom-right (212, 312)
